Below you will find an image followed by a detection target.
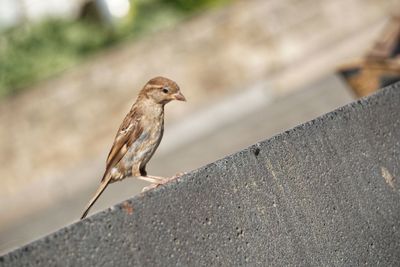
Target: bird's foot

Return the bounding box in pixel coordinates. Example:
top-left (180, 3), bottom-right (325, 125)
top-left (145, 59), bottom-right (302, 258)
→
top-left (141, 172), bottom-right (186, 192)
top-left (141, 184), bottom-right (158, 192)
top-left (141, 178), bottom-right (169, 192)
top-left (170, 172), bottom-right (186, 180)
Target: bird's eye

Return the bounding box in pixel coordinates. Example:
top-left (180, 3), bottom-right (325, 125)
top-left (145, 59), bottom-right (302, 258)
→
top-left (162, 87), bottom-right (169, 93)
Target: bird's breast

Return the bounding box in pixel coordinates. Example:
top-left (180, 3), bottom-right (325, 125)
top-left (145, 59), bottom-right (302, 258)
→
top-left (122, 115), bottom-right (164, 169)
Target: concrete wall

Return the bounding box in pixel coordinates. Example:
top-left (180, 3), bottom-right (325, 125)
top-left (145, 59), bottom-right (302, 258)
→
top-left (1, 82), bottom-right (400, 266)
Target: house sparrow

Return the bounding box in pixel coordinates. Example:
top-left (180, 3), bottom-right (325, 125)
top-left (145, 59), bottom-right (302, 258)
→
top-left (81, 76), bottom-right (186, 219)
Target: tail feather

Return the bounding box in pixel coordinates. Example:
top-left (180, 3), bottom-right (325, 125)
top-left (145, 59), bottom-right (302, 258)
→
top-left (80, 176), bottom-right (110, 220)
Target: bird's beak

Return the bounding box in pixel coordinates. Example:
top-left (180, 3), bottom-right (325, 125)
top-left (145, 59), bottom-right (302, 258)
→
top-left (173, 91), bottom-right (186, 101)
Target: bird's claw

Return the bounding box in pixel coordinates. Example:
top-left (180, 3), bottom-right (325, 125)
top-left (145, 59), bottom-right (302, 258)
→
top-left (141, 183), bottom-right (159, 192)
top-left (141, 172), bottom-right (186, 192)
top-left (141, 178), bottom-right (168, 192)
top-left (171, 171), bottom-right (186, 180)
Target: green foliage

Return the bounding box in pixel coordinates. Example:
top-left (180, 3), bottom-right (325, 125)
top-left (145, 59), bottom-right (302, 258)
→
top-left (163, 0), bottom-right (230, 11)
top-left (0, 0), bottom-right (230, 97)
top-left (0, 20), bottom-right (115, 96)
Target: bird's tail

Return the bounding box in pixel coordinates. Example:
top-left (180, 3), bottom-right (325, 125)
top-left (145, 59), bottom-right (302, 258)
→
top-left (80, 176), bottom-right (110, 220)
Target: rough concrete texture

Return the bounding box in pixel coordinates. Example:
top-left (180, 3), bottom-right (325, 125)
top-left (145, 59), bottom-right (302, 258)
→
top-left (1, 82), bottom-right (400, 266)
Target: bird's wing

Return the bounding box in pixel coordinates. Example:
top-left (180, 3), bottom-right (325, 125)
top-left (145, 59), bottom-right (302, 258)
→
top-left (101, 107), bottom-right (143, 181)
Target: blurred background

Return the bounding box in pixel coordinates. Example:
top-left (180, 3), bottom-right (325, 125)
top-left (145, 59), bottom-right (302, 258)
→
top-left (1, 0), bottom-right (400, 254)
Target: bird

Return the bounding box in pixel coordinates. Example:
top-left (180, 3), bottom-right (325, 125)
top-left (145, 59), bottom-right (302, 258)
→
top-left (80, 76), bottom-right (186, 219)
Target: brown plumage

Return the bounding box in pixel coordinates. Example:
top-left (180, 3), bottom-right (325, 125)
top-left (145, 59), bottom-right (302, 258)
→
top-left (81, 77), bottom-right (186, 219)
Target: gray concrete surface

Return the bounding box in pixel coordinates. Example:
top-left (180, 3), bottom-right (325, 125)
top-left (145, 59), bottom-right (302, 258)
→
top-left (1, 81), bottom-right (400, 266)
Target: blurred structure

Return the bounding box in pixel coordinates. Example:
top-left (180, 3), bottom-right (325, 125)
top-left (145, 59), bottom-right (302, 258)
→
top-left (0, 0), bottom-right (131, 30)
top-left (79, 0), bottom-right (131, 26)
top-left (0, 0), bottom-right (82, 29)
top-left (338, 15), bottom-right (400, 97)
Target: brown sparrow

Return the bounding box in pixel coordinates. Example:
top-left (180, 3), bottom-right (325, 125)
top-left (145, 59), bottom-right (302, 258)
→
top-left (81, 77), bottom-right (186, 219)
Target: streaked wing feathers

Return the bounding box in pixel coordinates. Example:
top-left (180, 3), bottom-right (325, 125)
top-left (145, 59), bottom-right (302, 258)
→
top-left (101, 107), bottom-right (143, 181)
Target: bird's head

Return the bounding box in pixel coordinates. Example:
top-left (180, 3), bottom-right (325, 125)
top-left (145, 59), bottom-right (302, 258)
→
top-left (140, 76), bottom-right (186, 105)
